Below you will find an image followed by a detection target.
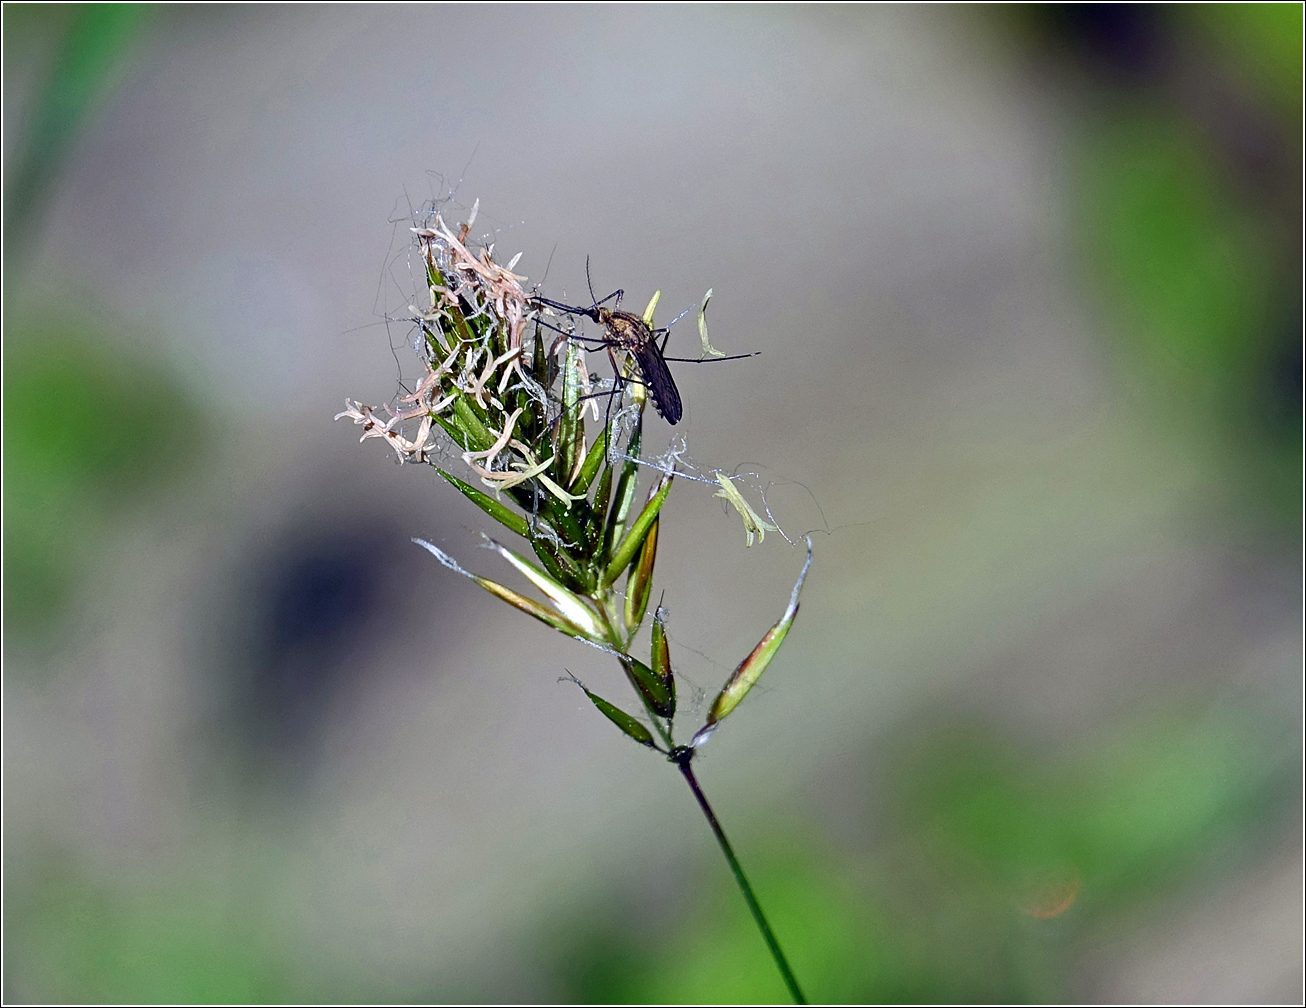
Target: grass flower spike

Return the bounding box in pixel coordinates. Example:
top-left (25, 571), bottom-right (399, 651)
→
top-left (339, 200), bottom-right (811, 1003)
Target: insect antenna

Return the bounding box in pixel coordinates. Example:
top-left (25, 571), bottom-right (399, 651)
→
top-left (583, 257), bottom-right (624, 311)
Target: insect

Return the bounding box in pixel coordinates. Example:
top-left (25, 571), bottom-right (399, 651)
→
top-left (532, 288), bottom-right (685, 423)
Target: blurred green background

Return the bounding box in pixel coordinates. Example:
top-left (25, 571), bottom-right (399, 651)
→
top-left (3, 4), bottom-right (1301, 1004)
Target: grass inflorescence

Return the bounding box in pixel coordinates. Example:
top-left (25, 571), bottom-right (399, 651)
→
top-left (337, 200), bottom-right (810, 1002)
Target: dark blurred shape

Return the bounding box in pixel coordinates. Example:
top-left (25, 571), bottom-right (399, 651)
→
top-left (1038, 3), bottom-right (1170, 84)
top-left (240, 531), bottom-right (384, 743)
top-left (3, 4), bottom-right (148, 266)
top-left (2, 322), bottom-right (204, 645)
top-left (223, 520), bottom-right (423, 776)
top-left (1263, 316), bottom-right (1304, 435)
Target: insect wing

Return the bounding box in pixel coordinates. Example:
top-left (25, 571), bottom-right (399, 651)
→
top-left (632, 341), bottom-right (682, 424)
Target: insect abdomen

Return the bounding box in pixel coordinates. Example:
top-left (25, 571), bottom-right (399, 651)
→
top-left (632, 341), bottom-right (683, 424)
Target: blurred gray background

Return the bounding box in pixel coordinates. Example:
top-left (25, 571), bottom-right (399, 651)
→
top-left (4, 4), bottom-right (1301, 1004)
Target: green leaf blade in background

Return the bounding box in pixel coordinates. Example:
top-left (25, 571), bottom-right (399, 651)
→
top-left (4, 3), bottom-right (149, 262)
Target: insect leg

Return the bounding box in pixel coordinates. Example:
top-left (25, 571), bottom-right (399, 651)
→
top-left (660, 351), bottom-right (760, 363)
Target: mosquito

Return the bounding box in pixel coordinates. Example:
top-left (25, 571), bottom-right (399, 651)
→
top-left (530, 286), bottom-right (756, 425)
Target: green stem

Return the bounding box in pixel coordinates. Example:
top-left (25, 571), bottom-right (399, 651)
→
top-left (675, 758), bottom-right (807, 1004)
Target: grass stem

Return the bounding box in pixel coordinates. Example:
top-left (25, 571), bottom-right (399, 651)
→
top-left (676, 759), bottom-right (807, 1005)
